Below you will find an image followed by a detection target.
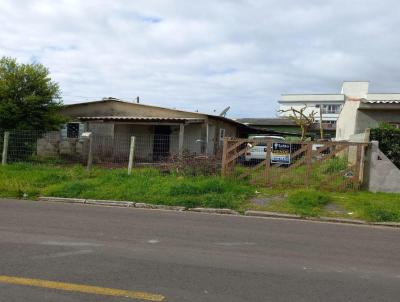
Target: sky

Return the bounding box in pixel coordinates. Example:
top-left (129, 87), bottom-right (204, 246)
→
top-left (1, 0), bottom-right (400, 118)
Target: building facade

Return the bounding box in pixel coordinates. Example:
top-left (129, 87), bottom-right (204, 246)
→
top-left (335, 82), bottom-right (400, 140)
top-left (279, 89), bottom-right (346, 130)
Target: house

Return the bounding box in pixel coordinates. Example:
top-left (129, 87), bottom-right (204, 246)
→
top-left (57, 97), bottom-right (259, 162)
top-left (335, 82), bottom-right (400, 140)
top-left (279, 91), bottom-right (344, 130)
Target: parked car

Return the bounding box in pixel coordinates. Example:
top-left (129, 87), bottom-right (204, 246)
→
top-left (244, 136), bottom-right (285, 163)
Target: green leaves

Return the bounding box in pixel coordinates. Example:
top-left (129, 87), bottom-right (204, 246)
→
top-left (370, 123), bottom-right (400, 168)
top-left (0, 57), bottom-right (66, 130)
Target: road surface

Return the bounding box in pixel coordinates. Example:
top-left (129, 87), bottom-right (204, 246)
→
top-left (0, 198), bottom-right (399, 301)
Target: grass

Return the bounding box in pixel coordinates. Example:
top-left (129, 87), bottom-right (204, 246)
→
top-left (1, 163), bottom-right (400, 222)
top-left (0, 163), bottom-right (254, 209)
top-left (246, 187), bottom-right (400, 222)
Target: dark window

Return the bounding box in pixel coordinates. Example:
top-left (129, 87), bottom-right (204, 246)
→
top-left (67, 123), bottom-right (80, 138)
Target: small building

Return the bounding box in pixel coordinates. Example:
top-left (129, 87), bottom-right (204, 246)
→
top-left (58, 98), bottom-right (258, 162)
top-left (336, 82), bottom-right (400, 140)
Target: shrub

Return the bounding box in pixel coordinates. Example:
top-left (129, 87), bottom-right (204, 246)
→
top-left (370, 123), bottom-right (400, 168)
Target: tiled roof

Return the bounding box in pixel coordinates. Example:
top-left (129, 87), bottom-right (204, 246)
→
top-left (362, 100), bottom-right (400, 104)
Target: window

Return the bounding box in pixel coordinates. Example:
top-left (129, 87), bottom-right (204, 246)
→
top-left (320, 104), bottom-right (341, 114)
top-left (219, 128), bottom-right (225, 142)
top-left (67, 123), bottom-right (80, 138)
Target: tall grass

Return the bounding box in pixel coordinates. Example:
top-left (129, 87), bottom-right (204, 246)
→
top-left (0, 164), bottom-right (255, 209)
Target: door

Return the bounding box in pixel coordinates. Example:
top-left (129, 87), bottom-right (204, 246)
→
top-left (153, 126), bottom-right (171, 161)
top-left (207, 124), bottom-right (215, 155)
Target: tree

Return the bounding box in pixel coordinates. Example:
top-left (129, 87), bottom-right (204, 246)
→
top-left (0, 57), bottom-right (66, 130)
top-left (279, 105), bottom-right (317, 140)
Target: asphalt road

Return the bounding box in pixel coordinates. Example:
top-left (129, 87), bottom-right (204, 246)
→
top-left (0, 199), bottom-right (399, 302)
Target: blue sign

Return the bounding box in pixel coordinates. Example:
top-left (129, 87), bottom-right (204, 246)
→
top-left (271, 143), bottom-right (291, 164)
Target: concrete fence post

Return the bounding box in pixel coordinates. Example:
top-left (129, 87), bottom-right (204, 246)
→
top-left (2, 131), bottom-right (10, 165)
top-left (86, 133), bottom-right (93, 172)
top-left (128, 136), bottom-right (136, 175)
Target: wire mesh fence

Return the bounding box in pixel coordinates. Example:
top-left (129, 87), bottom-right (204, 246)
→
top-left (221, 137), bottom-right (368, 191)
top-left (0, 129), bottom-right (369, 189)
top-left (0, 129), bottom-right (221, 175)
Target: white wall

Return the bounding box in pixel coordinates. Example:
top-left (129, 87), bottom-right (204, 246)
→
top-left (335, 99), bottom-right (361, 141)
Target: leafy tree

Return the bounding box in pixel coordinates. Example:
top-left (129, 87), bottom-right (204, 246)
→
top-left (0, 57), bottom-right (66, 130)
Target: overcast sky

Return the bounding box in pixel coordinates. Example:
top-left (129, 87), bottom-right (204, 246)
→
top-left (1, 0), bottom-right (400, 117)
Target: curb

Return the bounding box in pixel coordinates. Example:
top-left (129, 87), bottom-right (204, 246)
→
top-left (190, 208), bottom-right (239, 215)
top-left (245, 210), bottom-right (301, 219)
top-left (85, 199), bottom-right (134, 207)
top-left (38, 197), bottom-right (86, 204)
top-left (37, 197), bottom-right (400, 228)
top-left (39, 197), bottom-right (186, 212)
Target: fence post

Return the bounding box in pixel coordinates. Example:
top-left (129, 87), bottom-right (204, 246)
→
top-left (221, 137), bottom-right (228, 176)
top-left (2, 131), bottom-right (10, 165)
top-left (305, 143), bottom-right (313, 186)
top-left (128, 136), bottom-right (136, 175)
top-left (265, 139), bottom-right (272, 185)
top-left (178, 124), bottom-right (185, 157)
top-left (86, 133), bottom-right (93, 172)
top-left (353, 144), bottom-right (362, 190)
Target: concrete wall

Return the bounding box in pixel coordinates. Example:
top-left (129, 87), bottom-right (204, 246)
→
top-left (207, 117), bottom-right (238, 155)
top-left (364, 141), bottom-right (400, 193)
top-left (356, 109), bottom-right (400, 133)
top-left (112, 124), bottom-right (154, 161)
top-left (341, 81), bottom-right (369, 98)
top-left (335, 99), bottom-right (361, 141)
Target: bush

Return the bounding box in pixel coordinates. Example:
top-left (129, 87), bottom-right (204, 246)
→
top-left (370, 123), bottom-right (400, 168)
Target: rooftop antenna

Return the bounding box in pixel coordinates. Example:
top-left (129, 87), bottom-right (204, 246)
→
top-left (136, 96), bottom-right (140, 103)
top-left (219, 106), bottom-right (230, 117)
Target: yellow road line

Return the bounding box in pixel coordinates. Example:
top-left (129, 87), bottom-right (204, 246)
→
top-left (0, 275), bottom-right (165, 301)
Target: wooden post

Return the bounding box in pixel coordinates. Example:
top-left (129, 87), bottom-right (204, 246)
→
top-left (128, 136), bottom-right (136, 175)
top-left (178, 124), bottom-right (184, 156)
top-left (205, 122), bottom-right (209, 157)
top-left (2, 131), bottom-right (10, 165)
top-left (221, 137), bottom-right (229, 176)
top-left (353, 144), bottom-right (362, 190)
top-left (265, 139), bottom-right (272, 185)
top-left (305, 143), bottom-right (313, 185)
top-left (86, 133), bottom-right (93, 172)
top-left (319, 106), bottom-right (324, 139)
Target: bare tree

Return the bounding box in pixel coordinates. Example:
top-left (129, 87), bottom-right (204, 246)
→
top-left (279, 105), bottom-right (317, 141)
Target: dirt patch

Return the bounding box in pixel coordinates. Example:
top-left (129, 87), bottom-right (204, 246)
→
top-left (249, 196), bottom-right (285, 206)
top-left (323, 203), bottom-right (348, 215)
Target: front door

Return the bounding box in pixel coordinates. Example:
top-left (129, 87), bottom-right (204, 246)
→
top-left (153, 126), bottom-right (171, 161)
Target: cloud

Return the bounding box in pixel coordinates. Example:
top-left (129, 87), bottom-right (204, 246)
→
top-left (1, 0), bottom-right (400, 117)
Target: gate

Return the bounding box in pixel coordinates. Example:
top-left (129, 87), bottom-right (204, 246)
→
top-left (221, 138), bottom-right (368, 191)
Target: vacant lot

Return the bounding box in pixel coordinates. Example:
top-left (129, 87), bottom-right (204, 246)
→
top-left (1, 163), bottom-right (399, 222)
top-left (0, 163), bottom-right (254, 209)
